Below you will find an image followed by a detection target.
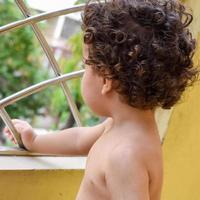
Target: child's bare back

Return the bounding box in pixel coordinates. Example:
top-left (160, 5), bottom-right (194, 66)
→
top-left (76, 117), bottom-right (163, 200)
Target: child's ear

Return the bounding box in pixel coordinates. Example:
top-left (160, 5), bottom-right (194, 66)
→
top-left (101, 78), bottom-right (112, 95)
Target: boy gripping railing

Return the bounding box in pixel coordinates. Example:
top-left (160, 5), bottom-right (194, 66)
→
top-left (0, 1), bottom-right (86, 148)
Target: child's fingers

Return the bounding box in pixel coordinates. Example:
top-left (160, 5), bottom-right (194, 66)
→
top-left (3, 126), bottom-right (9, 133)
top-left (8, 133), bottom-right (17, 144)
top-left (2, 120), bottom-right (23, 144)
top-left (3, 126), bottom-right (14, 136)
top-left (9, 136), bottom-right (16, 145)
top-left (3, 119), bottom-right (32, 143)
top-left (3, 123), bottom-right (22, 137)
top-left (4, 121), bottom-right (24, 133)
top-left (3, 119), bottom-right (22, 133)
top-left (6, 131), bottom-right (13, 139)
top-left (3, 128), bottom-right (11, 137)
top-left (4, 130), bottom-right (16, 144)
top-left (11, 137), bottom-right (16, 143)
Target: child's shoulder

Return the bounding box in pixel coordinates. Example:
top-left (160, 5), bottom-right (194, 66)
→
top-left (104, 139), bottom-right (152, 197)
top-left (104, 131), bottom-right (163, 198)
top-left (106, 128), bottom-right (162, 173)
top-left (108, 137), bottom-right (151, 165)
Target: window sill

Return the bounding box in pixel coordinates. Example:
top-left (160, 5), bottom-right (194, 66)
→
top-left (0, 146), bottom-right (87, 170)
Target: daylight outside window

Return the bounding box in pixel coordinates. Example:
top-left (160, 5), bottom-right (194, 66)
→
top-left (0, 0), bottom-right (100, 155)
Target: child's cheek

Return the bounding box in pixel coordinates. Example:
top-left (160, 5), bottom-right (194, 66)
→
top-left (81, 72), bottom-right (92, 105)
top-left (81, 74), bottom-right (87, 103)
top-left (81, 73), bottom-right (101, 114)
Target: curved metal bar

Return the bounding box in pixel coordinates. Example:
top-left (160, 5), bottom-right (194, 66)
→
top-left (15, 0), bottom-right (82, 126)
top-left (0, 108), bottom-right (25, 149)
top-left (0, 70), bottom-right (84, 108)
top-left (0, 4), bottom-right (85, 34)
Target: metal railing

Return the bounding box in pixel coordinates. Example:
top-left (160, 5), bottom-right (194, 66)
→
top-left (0, 1), bottom-right (86, 149)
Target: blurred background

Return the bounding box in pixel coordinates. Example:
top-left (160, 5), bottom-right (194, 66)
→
top-left (0, 0), bottom-right (100, 146)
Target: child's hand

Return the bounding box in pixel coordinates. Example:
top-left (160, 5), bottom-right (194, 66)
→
top-left (3, 119), bottom-right (37, 150)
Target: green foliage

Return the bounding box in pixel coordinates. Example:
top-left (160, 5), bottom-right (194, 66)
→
top-left (0, 0), bottom-right (100, 132)
top-left (48, 0), bottom-right (101, 127)
top-left (50, 32), bottom-right (100, 127)
top-left (0, 0), bottom-right (50, 119)
top-left (75, 0), bottom-right (88, 5)
top-left (49, 32), bottom-right (83, 118)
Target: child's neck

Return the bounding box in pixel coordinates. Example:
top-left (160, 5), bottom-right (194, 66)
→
top-left (113, 105), bottom-right (155, 125)
top-left (107, 97), bottom-right (157, 131)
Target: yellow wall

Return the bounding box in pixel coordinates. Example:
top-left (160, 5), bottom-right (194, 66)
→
top-left (162, 0), bottom-right (200, 199)
top-left (0, 170), bottom-right (84, 200)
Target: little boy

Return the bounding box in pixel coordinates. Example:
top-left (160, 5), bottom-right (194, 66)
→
top-left (4, 0), bottom-right (198, 199)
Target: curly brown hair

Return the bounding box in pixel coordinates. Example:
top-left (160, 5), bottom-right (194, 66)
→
top-left (82, 0), bottom-right (199, 110)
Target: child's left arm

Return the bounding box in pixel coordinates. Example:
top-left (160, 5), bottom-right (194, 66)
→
top-left (106, 148), bottom-right (150, 200)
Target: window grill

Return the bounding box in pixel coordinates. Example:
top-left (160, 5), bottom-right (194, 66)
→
top-left (0, 0), bottom-right (86, 149)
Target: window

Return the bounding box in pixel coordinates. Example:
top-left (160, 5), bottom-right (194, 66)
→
top-left (0, 1), bottom-right (93, 157)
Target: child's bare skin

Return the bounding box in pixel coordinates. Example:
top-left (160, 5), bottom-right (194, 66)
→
top-left (76, 117), bottom-right (163, 200)
top-left (4, 53), bottom-right (162, 199)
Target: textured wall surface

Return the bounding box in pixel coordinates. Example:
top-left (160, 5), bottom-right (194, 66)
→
top-left (0, 170), bottom-right (84, 200)
top-left (162, 0), bottom-right (200, 199)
